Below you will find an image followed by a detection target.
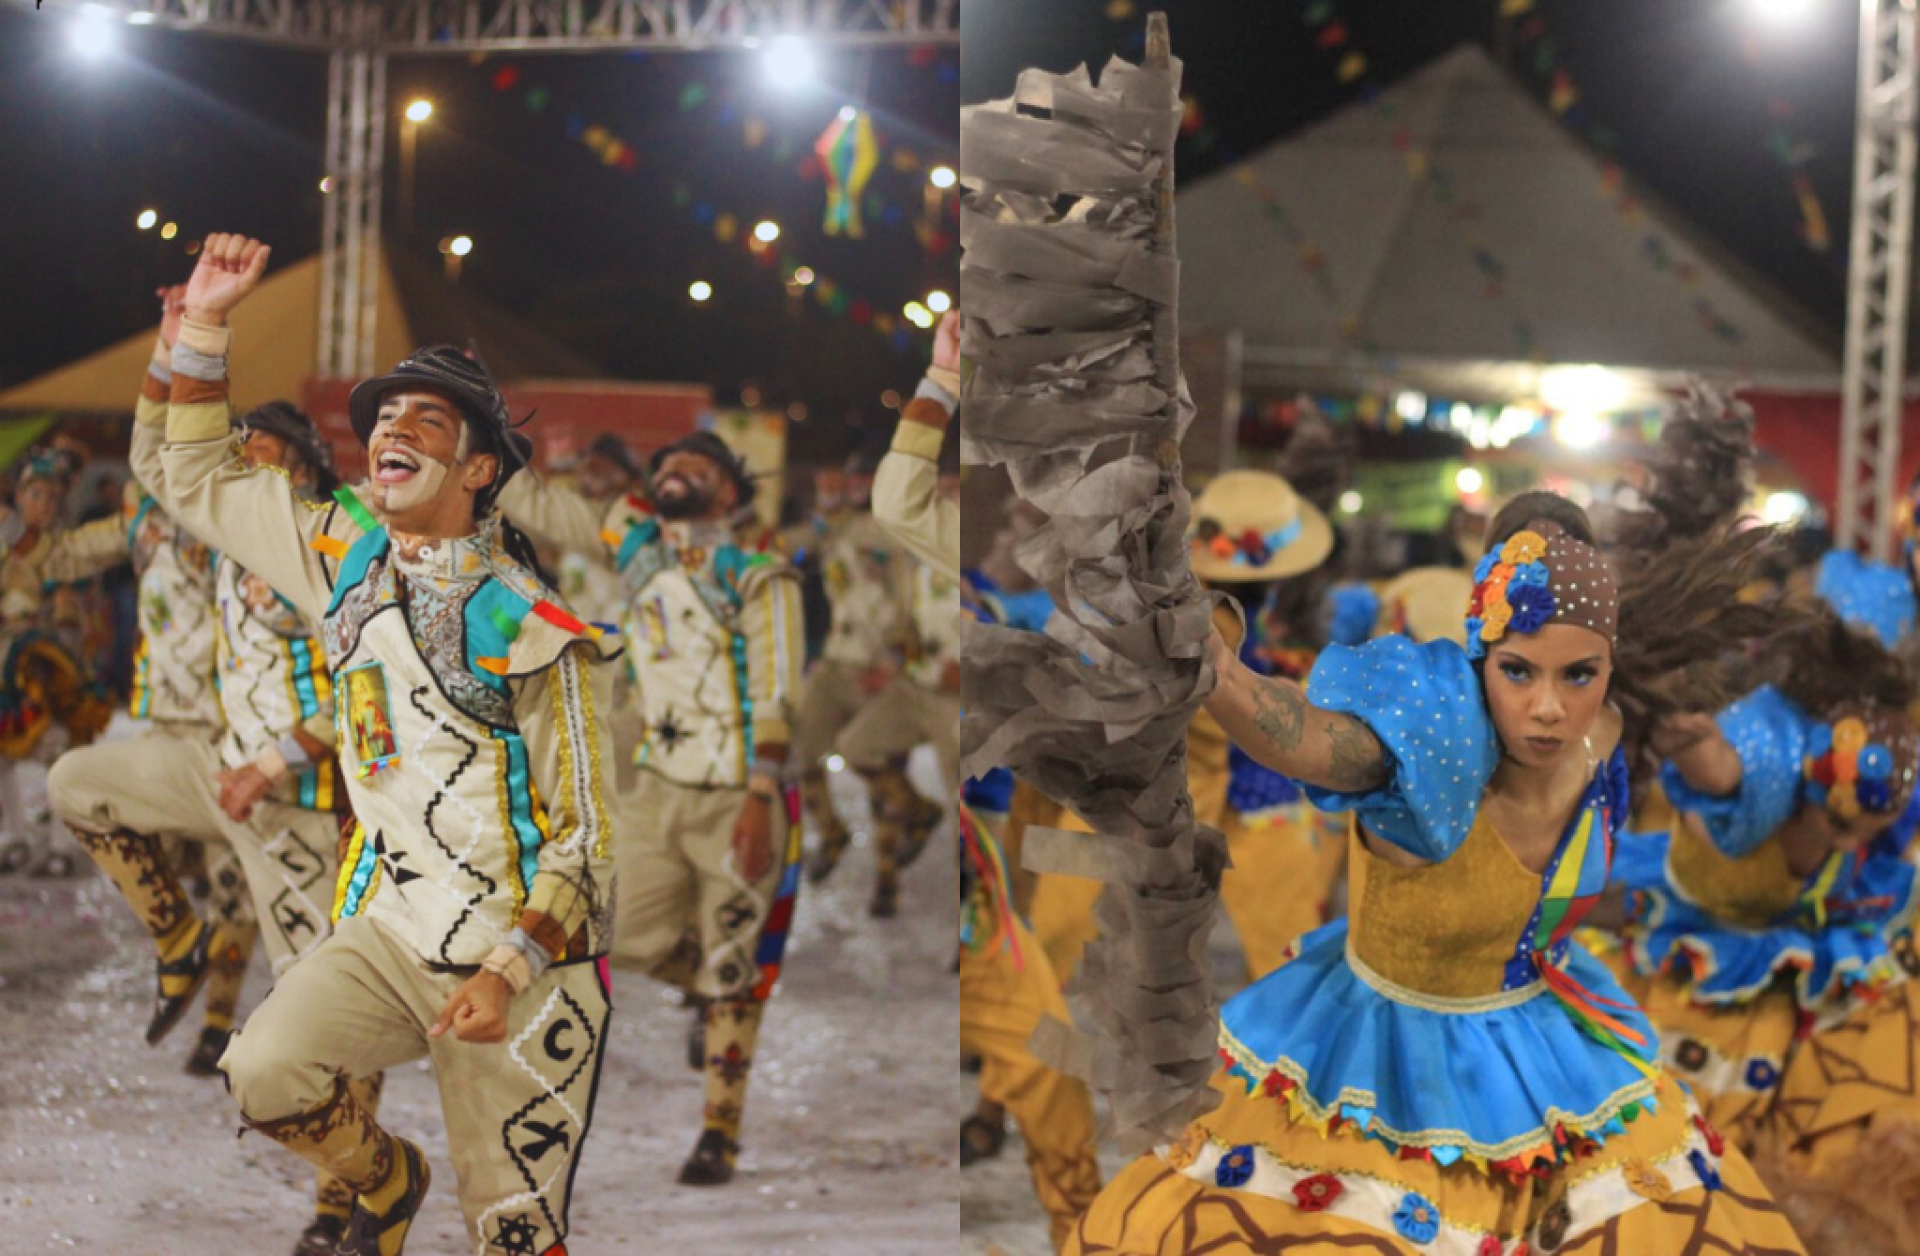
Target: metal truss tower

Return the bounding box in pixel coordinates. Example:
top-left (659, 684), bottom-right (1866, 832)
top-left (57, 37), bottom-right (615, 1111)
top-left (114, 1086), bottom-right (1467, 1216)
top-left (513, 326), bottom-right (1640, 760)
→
top-left (30, 0), bottom-right (958, 378)
top-left (1839, 0), bottom-right (1920, 559)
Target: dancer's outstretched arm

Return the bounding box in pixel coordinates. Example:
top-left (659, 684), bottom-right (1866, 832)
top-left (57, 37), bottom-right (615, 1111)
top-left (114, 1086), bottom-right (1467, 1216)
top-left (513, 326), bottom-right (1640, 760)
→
top-left (1203, 627), bottom-right (1389, 794)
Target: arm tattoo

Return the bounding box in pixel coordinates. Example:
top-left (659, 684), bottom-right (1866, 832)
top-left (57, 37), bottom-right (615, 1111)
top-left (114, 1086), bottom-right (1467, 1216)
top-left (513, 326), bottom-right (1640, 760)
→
top-left (1323, 714), bottom-right (1389, 792)
top-left (1247, 673), bottom-right (1307, 752)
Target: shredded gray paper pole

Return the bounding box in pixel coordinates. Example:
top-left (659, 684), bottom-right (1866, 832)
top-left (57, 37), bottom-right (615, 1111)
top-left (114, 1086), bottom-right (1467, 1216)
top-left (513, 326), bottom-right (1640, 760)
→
top-left (957, 13), bottom-right (1229, 1154)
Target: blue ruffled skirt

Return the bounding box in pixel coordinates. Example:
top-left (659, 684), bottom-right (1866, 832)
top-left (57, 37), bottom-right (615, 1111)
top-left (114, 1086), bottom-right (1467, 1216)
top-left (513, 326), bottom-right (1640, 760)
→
top-left (1220, 919), bottom-right (1660, 1165)
top-left (1614, 828), bottom-right (1916, 1007)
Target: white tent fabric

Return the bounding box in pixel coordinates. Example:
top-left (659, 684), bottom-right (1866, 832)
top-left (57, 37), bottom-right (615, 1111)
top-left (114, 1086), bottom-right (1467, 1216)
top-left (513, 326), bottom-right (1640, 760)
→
top-left (1177, 44), bottom-right (1837, 378)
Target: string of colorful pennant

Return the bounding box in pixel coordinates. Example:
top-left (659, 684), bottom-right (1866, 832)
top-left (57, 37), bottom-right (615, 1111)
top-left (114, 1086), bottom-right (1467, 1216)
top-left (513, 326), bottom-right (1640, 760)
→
top-left (476, 54), bottom-right (956, 250)
top-left (1497, 1), bottom-right (1750, 343)
top-left (1298, 0), bottom-right (1540, 360)
top-left (462, 59), bottom-right (947, 351)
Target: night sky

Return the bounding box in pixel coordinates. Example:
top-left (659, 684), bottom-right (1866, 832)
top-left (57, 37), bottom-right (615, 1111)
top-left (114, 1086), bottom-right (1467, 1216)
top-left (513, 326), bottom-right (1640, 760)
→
top-left (963, 0), bottom-right (1860, 343)
top-left (0, 7), bottom-right (959, 456)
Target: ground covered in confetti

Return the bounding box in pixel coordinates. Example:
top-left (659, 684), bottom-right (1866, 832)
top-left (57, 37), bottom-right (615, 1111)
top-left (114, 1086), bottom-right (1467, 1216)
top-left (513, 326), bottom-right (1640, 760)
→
top-left (0, 728), bottom-right (958, 1254)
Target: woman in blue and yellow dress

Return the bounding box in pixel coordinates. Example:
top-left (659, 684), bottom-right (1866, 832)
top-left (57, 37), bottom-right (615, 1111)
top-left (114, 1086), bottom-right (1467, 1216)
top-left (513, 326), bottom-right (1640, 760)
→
top-left (1604, 553), bottom-right (1920, 1251)
top-left (1066, 493), bottom-right (1806, 1254)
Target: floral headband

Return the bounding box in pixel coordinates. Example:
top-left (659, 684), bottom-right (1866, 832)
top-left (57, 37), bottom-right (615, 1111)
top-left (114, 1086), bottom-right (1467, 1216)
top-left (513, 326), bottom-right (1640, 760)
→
top-left (1194, 517), bottom-right (1304, 571)
top-left (1465, 521), bottom-right (1618, 660)
top-left (1802, 709), bottom-right (1919, 821)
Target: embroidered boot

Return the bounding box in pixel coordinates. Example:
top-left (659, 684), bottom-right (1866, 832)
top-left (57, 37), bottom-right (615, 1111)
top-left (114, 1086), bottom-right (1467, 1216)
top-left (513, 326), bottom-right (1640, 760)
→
top-left (187, 920), bottom-right (256, 1076)
top-left (802, 765), bottom-right (853, 884)
top-left (679, 998), bottom-right (766, 1186)
top-left (298, 1073), bottom-right (385, 1255)
top-left (72, 826), bottom-right (229, 1044)
top-left (248, 1076), bottom-right (428, 1256)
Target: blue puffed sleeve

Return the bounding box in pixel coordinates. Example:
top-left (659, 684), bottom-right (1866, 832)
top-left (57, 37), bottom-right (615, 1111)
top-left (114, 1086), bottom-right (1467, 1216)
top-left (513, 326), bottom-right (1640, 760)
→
top-left (1815, 549), bottom-right (1916, 649)
top-left (1327, 583), bottom-right (1381, 648)
top-left (1660, 685), bottom-right (1813, 858)
top-left (1299, 636), bottom-right (1499, 862)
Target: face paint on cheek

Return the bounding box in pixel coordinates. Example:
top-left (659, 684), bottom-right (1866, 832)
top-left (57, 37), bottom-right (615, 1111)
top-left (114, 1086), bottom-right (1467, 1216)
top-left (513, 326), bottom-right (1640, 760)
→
top-left (377, 455), bottom-right (451, 513)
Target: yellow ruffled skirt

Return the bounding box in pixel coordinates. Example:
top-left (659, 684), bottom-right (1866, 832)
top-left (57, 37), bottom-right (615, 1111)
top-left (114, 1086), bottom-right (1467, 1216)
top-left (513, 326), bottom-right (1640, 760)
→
top-left (1064, 1070), bottom-right (1806, 1254)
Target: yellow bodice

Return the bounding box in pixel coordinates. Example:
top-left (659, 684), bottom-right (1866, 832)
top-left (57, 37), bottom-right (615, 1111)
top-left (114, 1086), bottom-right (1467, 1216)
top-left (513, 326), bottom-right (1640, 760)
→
top-left (1664, 816), bottom-right (1803, 929)
top-left (1346, 812), bottom-right (1542, 1001)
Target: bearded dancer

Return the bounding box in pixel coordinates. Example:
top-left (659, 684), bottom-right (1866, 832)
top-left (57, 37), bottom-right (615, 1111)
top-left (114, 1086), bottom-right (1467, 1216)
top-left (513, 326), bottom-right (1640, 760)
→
top-left (147, 234), bottom-right (615, 1256)
top-left (500, 429), bottom-right (804, 1187)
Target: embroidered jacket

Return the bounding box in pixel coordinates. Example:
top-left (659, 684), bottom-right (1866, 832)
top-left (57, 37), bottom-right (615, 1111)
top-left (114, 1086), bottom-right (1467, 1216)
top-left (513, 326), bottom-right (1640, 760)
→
top-left (804, 509), bottom-right (910, 668)
top-left (131, 392), bottom-right (340, 807)
top-left (153, 320), bottom-right (617, 968)
top-left (499, 477), bottom-right (805, 791)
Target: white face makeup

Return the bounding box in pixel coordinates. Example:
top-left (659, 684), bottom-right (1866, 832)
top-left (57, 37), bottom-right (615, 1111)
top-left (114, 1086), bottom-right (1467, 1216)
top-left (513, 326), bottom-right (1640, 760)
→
top-left (372, 448), bottom-right (451, 513)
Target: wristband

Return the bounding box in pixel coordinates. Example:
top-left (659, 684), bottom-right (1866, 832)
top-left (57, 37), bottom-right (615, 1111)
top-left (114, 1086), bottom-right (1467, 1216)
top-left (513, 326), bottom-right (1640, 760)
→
top-left (275, 733), bottom-right (314, 772)
top-left (254, 743), bottom-right (290, 783)
top-left (917, 370), bottom-right (958, 407)
top-left (176, 316), bottom-right (231, 358)
top-left (479, 946), bottom-right (532, 996)
top-left (750, 756), bottom-right (786, 783)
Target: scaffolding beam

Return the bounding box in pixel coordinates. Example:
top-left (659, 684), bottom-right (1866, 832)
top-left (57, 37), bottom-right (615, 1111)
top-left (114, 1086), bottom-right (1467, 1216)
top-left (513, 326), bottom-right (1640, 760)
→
top-left (1839, 0), bottom-right (1920, 559)
top-left (316, 45), bottom-right (386, 379)
top-left (24, 0), bottom-right (957, 50)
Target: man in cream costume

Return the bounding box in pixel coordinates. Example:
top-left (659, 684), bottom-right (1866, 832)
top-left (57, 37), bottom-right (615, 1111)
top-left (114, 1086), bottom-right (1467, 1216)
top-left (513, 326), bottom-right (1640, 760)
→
top-left (54, 317), bottom-right (368, 1251)
top-left (501, 428), bottom-right (805, 1187)
top-left (789, 453), bottom-right (944, 909)
top-left (142, 233), bottom-right (616, 1256)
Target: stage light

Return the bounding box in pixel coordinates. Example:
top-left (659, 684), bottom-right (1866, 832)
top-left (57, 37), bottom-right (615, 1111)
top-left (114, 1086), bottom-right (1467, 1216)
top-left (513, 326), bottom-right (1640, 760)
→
top-left (126, 11), bottom-right (157, 24)
top-left (1747, 0), bottom-right (1817, 28)
top-left (1555, 410), bottom-right (1609, 451)
top-left (754, 220), bottom-right (781, 243)
top-left (1763, 490), bottom-right (1810, 524)
top-left (1339, 490), bottom-right (1363, 515)
top-left (319, 177), bottom-right (333, 194)
top-left (926, 290), bottom-right (952, 313)
top-left (1456, 467), bottom-right (1484, 495)
top-left (903, 301), bottom-right (934, 328)
top-left (449, 235), bottom-right (473, 257)
top-left (136, 209), bottom-right (157, 231)
top-left (838, 105), bottom-right (857, 122)
top-left (1539, 364), bottom-right (1630, 416)
top-left (69, 8), bottom-right (117, 59)
top-left (159, 221), bottom-right (178, 240)
top-left (792, 267), bottom-right (815, 286)
top-left (689, 280), bottom-right (713, 302)
top-left (1393, 390), bottom-right (1426, 422)
top-left (405, 99), bottom-right (434, 124)
top-left (764, 36), bottom-right (816, 90)
top-left (929, 166), bottom-right (957, 189)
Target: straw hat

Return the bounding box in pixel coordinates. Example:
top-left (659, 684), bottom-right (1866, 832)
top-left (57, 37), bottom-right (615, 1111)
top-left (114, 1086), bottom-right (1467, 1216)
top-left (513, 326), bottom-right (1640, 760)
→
top-left (1375, 566), bottom-right (1475, 647)
top-left (1188, 470), bottom-right (1333, 584)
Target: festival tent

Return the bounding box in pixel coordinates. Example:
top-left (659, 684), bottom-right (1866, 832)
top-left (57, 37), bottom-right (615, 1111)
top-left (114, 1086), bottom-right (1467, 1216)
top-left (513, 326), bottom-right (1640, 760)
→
top-left (1173, 42), bottom-right (1910, 521)
top-left (0, 248), bottom-right (712, 477)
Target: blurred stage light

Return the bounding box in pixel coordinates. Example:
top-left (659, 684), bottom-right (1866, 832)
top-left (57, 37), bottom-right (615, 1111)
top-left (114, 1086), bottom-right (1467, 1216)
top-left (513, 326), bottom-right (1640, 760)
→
top-left (1747, 0), bottom-right (1817, 27)
top-left (926, 290), bottom-right (952, 313)
top-left (1539, 364), bottom-right (1630, 415)
top-left (929, 166), bottom-right (957, 189)
top-left (792, 267), bottom-right (815, 286)
top-left (1393, 390), bottom-right (1426, 422)
top-left (1456, 466), bottom-right (1484, 495)
top-left (1554, 410), bottom-right (1609, 450)
top-left (754, 220), bottom-right (781, 243)
top-left (838, 105), bottom-right (857, 122)
top-left (136, 209), bottom-right (157, 231)
top-left (449, 235), bottom-right (473, 257)
top-left (405, 99), bottom-right (434, 123)
top-left (903, 301), bottom-right (934, 328)
top-left (1763, 490), bottom-right (1810, 524)
top-left (1339, 490), bottom-right (1363, 514)
top-left (70, 8), bottom-right (117, 58)
top-left (689, 280), bottom-right (713, 302)
top-left (126, 11), bottom-right (157, 24)
top-left (159, 221), bottom-right (178, 240)
top-left (319, 177), bottom-right (333, 194)
top-left (764, 37), bottom-right (816, 90)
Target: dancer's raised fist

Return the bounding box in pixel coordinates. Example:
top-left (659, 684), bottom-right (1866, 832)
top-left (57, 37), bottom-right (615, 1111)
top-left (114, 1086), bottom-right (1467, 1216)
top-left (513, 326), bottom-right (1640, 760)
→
top-left (183, 233), bottom-right (271, 327)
